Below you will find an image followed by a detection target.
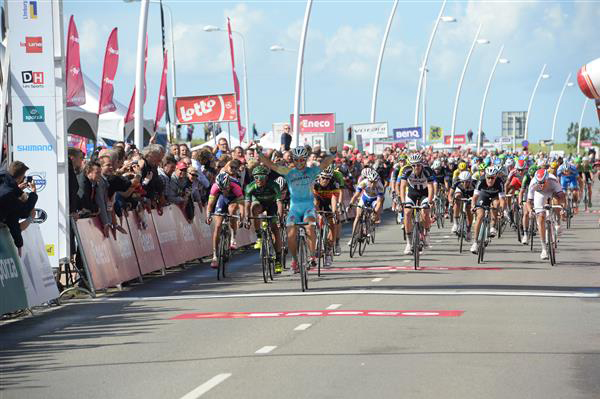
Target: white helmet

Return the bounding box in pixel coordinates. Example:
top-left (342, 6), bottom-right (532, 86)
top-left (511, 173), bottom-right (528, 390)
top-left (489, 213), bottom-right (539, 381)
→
top-left (536, 158), bottom-right (547, 168)
top-left (486, 166), bottom-right (500, 176)
top-left (505, 158), bottom-right (514, 167)
top-left (291, 146), bottom-right (309, 160)
top-left (361, 167), bottom-right (373, 178)
top-left (432, 160), bottom-right (442, 169)
top-left (458, 171), bottom-right (472, 182)
top-left (408, 153), bottom-right (423, 165)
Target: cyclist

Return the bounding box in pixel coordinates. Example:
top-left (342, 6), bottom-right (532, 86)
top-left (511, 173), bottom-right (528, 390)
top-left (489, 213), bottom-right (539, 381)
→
top-left (452, 161), bottom-right (468, 185)
top-left (326, 164), bottom-right (346, 255)
top-left (449, 170), bottom-right (475, 239)
top-left (579, 157), bottom-right (594, 208)
top-left (257, 145), bottom-right (337, 274)
top-left (313, 169), bottom-right (341, 267)
top-left (557, 160), bottom-right (580, 213)
top-left (348, 168), bottom-right (384, 245)
top-left (526, 169), bottom-right (566, 260)
top-left (243, 165), bottom-right (284, 273)
top-left (206, 172), bottom-right (245, 268)
top-left (470, 165), bottom-right (506, 254)
top-left (398, 153), bottom-right (435, 255)
top-left (504, 159), bottom-right (526, 225)
top-left (519, 164), bottom-right (538, 245)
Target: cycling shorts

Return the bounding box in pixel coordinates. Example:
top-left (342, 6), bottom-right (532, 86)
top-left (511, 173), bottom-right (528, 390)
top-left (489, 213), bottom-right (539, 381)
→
top-left (405, 193), bottom-right (430, 206)
top-left (216, 195), bottom-right (241, 214)
top-left (286, 201), bottom-right (316, 226)
top-left (359, 193), bottom-right (378, 208)
top-left (560, 176), bottom-right (578, 190)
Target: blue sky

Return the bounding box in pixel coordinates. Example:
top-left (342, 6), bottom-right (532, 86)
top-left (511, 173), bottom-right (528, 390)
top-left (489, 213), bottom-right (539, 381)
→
top-left (64, 0), bottom-right (600, 143)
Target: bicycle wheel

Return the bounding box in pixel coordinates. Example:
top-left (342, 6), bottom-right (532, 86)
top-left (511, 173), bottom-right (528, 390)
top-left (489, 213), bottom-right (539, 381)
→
top-left (280, 227), bottom-right (288, 269)
top-left (316, 224), bottom-right (324, 276)
top-left (514, 206), bottom-right (522, 243)
top-left (546, 221), bottom-right (555, 266)
top-left (260, 231), bottom-right (269, 283)
top-left (529, 216), bottom-right (536, 252)
top-left (458, 213), bottom-right (466, 253)
top-left (298, 236), bottom-right (308, 292)
top-left (358, 221), bottom-right (367, 256)
top-left (439, 201), bottom-right (446, 228)
top-left (349, 225), bottom-right (360, 258)
top-left (318, 223), bottom-right (329, 277)
top-left (477, 218), bottom-right (487, 264)
top-left (413, 222), bottom-right (420, 270)
top-left (217, 230), bottom-right (227, 280)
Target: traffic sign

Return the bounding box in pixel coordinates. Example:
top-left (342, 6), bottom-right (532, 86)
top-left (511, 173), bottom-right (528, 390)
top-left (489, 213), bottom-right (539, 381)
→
top-left (522, 140), bottom-right (529, 147)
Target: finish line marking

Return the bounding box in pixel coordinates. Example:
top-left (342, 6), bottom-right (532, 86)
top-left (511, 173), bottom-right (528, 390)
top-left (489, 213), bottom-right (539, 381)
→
top-left (311, 266), bottom-right (502, 272)
top-left (171, 310), bottom-right (464, 320)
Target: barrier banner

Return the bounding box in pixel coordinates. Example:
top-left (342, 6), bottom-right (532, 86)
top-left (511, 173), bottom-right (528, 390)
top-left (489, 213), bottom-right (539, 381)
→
top-left (126, 212), bottom-right (165, 275)
top-left (192, 203), bottom-right (213, 259)
top-left (109, 221), bottom-right (141, 283)
top-left (170, 205), bottom-right (203, 262)
top-left (75, 217), bottom-right (122, 290)
top-left (151, 207), bottom-right (180, 268)
top-left (20, 224), bottom-right (59, 307)
top-left (0, 227), bottom-right (28, 315)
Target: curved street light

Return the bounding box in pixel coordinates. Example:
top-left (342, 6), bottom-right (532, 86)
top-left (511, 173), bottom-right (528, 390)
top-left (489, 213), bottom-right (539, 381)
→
top-left (550, 73), bottom-right (574, 151)
top-left (450, 23), bottom-right (489, 147)
top-left (577, 98), bottom-right (589, 155)
top-left (204, 25), bottom-right (250, 144)
top-left (524, 64), bottom-right (550, 141)
top-left (477, 45), bottom-right (509, 153)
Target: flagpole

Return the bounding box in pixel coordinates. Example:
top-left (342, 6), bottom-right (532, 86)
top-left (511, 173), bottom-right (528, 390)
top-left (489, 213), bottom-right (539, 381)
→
top-left (134, 0), bottom-right (149, 148)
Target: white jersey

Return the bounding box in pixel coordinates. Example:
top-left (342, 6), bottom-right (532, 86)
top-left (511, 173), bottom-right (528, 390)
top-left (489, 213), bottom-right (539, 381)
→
top-left (527, 174), bottom-right (562, 201)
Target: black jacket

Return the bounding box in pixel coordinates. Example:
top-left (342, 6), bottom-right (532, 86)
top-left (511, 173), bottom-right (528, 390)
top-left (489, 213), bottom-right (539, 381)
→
top-left (0, 172), bottom-right (38, 248)
top-left (68, 159), bottom-right (81, 213)
top-left (78, 174), bottom-right (99, 214)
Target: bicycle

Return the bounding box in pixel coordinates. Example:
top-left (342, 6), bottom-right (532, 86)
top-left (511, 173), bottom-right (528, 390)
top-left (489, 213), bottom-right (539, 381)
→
top-left (433, 193), bottom-right (446, 229)
top-left (565, 189), bottom-right (574, 229)
top-left (293, 222), bottom-right (311, 292)
top-left (248, 216), bottom-right (278, 283)
top-left (455, 198), bottom-right (471, 254)
top-left (348, 204), bottom-right (374, 258)
top-left (510, 195), bottom-right (524, 244)
top-left (315, 210), bottom-right (336, 276)
top-left (541, 204), bottom-right (563, 266)
top-left (403, 202), bottom-right (429, 270)
top-left (474, 205), bottom-right (494, 264)
top-left (211, 213), bottom-right (240, 280)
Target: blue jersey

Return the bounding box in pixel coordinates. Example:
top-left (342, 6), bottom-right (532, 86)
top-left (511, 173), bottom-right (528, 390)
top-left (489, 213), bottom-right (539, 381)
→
top-left (285, 166), bottom-right (321, 204)
top-left (557, 164), bottom-right (578, 178)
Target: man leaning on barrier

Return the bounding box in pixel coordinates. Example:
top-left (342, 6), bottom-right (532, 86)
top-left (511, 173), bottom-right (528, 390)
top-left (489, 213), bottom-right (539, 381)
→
top-left (0, 161), bottom-right (38, 255)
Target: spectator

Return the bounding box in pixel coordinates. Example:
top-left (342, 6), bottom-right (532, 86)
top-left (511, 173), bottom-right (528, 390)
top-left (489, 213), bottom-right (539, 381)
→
top-left (96, 155), bottom-right (114, 237)
top-left (467, 129), bottom-right (473, 143)
top-left (0, 161), bottom-right (38, 253)
top-left (171, 162), bottom-right (189, 205)
top-left (169, 144), bottom-right (180, 160)
top-left (158, 155), bottom-right (180, 205)
top-left (214, 138), bottom-right (230, 159)
top-left (232, 146), bottom-right (245, 161)
top-left (280, 124), bottom-right (292, 151)
top-left (78, 161), bottom-right (101, 214)
top-left (139, 144), bottom-right (165, 203)
top-left (245, 147), bottom-right (256, 160)
top-left (68, 148), bottom-right (84, 215)
top-left (179, 143), bottom-right (190, 159)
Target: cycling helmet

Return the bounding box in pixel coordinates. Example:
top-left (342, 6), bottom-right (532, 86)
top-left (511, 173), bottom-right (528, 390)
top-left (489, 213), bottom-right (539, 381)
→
top-left (458, 171), bottom-right (472, 182)
top-left (550, 161), bottom-right (558, 170)
top-left (291, 146), bottom-right (309, 160)
top-left (536, 159), bottom-right (547, 168)
top-left (458, 162), bottom-right (467, 171)
top-left (499, 154), bottom-right (506, 160)
top-left (361, 167), bottom-right (373, 178)
top-left (486, 166), bottom-right (500, 177)
top-left (478, 164), bottom-right (486, 171)
top-left (324, 165), bottom-right (335, 174)
top-left (320, 170), bottom-right (333, 179)
top-left (574, 156), bottom-right (582, 164)
top-left (493, 158), bottom-right (502, 166)
top-left (534, 168), bottom-right (548, 183)
top-left (484, 157), bottom-right (491, 166)
top-left (582, 156), bottom-right (589, 162)
top-left (432, 160), bottom-right (442, 169)
top-left (527, 165), bottom-right (538, 177)
top-left (408, 153), bottom-right (423, 165)
top-left (448, 157), bottom-right (457, 165)
top-left (252, 165), bottom-right (269, 177)
top-left (516, 159), bottom-right (526, 170)
top-left (366, 169), bottom-right (379, 182)
top-left (505, 158), bottom-right (514, 167)
top-left (215, 172), bottom-right (231, 189)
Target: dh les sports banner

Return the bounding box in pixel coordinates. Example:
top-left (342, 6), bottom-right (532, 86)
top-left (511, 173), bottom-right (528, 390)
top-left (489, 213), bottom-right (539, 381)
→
top-left (66, 15), bottom-right (85, 107)
top-left (98, 28), bottom-right (119, 114)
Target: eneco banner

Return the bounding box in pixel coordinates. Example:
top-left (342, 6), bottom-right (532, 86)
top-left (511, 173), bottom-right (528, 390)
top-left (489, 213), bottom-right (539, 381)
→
top-left (290, 113), bottom-right (336, 134)
top-left (175, 94), bottom-right (237, 124)
top-left (7, 1), bottom-right (60, 267)
top-left (351, 122), bottom-right (388, 139)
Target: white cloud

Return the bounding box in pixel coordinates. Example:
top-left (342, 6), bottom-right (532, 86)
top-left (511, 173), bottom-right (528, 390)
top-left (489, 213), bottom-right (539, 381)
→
top-left (223, 3), bottom-right (265, 35)
top-left (171, 22), bottom-right (229, 74)
top-left (78, 19), bottom-right (110, 59)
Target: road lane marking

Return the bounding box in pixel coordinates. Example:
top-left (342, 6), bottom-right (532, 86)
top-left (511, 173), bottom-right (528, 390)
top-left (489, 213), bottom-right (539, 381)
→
top-left (444, 235), bottom-right (451, 238)
top-left (180, 373), bottom-right (231, 399)
top-left (294, 323), bottom-right (312, 331)
top-left (403, 260), bottom-right (410, 263)
top-left (255, 346), bottom-right (277, 354)
top-left (326, 304), bottom-right (342, 310)
top-left (172, 310), bottom-right (464, 319)
top-left (312, 266), bottom-right (501, 272)
top-left (371, 278), bottom-right (383, 282)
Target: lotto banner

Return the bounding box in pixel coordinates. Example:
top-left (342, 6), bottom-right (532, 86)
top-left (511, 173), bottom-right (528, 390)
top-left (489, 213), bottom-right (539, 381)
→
top-left (6, 1), bottom-right (60, 268)
top-left (444, 135), bottom-right (466, 145)
top-left (175, 94), bottom-right (238, 124)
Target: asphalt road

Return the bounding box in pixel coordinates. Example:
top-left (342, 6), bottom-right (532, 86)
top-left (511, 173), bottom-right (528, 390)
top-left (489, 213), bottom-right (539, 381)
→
top-left (2, 191), bottom-right (599, 399)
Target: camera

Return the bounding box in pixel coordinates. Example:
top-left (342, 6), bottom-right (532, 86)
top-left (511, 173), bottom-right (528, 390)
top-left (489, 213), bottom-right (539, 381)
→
top-left (26, 176), bottom-right (33, 183)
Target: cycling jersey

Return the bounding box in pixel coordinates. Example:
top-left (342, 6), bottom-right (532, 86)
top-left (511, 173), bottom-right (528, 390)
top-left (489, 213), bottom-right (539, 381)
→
top-left (557, 164), bottom-right (579, 190)
top-left (474, 177), bottom-right (505, 207)
top-left (333, 170), bottom-right (346, 188)
top-left (527, 175), bottom-right (563, 213)
top-left (313, 179), bottom-right (341, 203)
top-left (244, 180), bottom-right (281, 204)
top-left (452, 180), bottom-right (475, 198)
top-left (209, 182), bottom-right (244, 213)
top-left (355, 179), bottom-right (384, 207)
top-left (284, 166), bottom-right (321, 225)
top-left (399, 166), bottom-right (435, 196)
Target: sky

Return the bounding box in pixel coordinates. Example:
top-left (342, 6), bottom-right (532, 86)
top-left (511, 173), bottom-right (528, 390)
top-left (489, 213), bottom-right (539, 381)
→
top-left (63, 0), bottom-right (600, 144)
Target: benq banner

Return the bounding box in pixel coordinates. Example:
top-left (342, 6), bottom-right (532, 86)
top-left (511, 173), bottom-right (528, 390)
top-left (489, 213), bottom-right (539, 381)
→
top-left (393, 127), bottom-right (422, 141)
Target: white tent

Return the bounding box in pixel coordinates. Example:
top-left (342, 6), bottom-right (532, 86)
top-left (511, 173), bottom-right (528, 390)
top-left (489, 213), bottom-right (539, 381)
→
top-left (66, 74), bottom-right (154, 142)
top-left (191, 131), bottom-right (243, 151)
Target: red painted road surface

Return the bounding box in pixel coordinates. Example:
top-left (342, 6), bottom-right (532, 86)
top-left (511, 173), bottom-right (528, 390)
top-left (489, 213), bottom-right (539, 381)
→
top-left (310, 266), bottom-right (501, 272)
top-left (171, 310), bottom-right (465, 320)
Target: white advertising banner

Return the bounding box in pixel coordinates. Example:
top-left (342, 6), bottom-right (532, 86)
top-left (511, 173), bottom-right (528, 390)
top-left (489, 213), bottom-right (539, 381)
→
top-left (7, 1), bottom-right (60, 267)
top-left (351, 122), bottom-right (388, 140)
top-left (20, 224), bottom-right (59, 306)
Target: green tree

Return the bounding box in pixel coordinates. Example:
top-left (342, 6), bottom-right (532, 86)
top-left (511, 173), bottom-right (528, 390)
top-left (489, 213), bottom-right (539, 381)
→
top-left (565, 122), bottom-right (600, 149)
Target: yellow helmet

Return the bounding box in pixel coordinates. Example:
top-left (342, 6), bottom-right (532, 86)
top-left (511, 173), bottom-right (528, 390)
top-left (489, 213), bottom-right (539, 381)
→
top-left (550, 161), bottom-right (558, 169)
top-left (458, 162), bottom-right (467, 171)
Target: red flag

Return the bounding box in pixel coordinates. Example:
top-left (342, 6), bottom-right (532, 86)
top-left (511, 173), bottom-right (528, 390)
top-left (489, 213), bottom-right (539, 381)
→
top-left (154, 51), bottom-right (168, 132)
top-left (66, 16), bottom-right (85, 107)
top-left (227, 18), bottom-right (245, 142)
top-left (595, 99), bottom-right (600, 124)
top-left (125, 36), bottom-right (148, 123)
top-left (98, 28), bottom-right (119, 114)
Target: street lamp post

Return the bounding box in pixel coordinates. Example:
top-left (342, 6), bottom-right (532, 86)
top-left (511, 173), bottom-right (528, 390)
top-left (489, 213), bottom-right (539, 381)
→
top-left (293, 0), bottom-right (313, 146)
top-left (414, 0), bottom-right (455, 141)
top-left (450, 24), bottom-right (489, 147)
top-left (204, 25), bottom-right (250, 145)
top-left (477, 45), bottom-right (509, 154)
top-left (524, 64), bottom-right (550, 141)
top-left (551, 73), bottom-right (574, 151)
top-left (270, 45), bottom-right (306, 113)
top-left (134, 0), bottom-right (150, 149)
top-left (577, 98), bottom-right (589, 156)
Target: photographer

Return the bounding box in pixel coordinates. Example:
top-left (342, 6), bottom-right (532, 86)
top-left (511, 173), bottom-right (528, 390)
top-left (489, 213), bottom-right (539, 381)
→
top-left (0, 161), bottom-right (38, 254)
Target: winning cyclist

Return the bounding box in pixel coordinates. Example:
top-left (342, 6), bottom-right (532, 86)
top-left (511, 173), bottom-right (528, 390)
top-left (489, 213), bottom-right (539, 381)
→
top-left (398, 153), bottom-right (435, 255)
top-left (257, 145), bottom-right (337, 274)
top-left (206, 172), bottom-right (245, 268)
top-left (244, 165), bottom-right (284, 273)
top-left (313, 168), bottom-right (341, 267)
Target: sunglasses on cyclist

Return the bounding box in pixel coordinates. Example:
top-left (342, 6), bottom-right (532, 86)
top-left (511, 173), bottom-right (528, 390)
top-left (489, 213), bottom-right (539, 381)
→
top-left (254, 175), bottom-right (267, 180)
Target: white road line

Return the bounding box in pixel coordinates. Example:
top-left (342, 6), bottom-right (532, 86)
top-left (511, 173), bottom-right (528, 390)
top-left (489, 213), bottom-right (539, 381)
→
top-left (86, 289), bottom-right (600, 302)
top-left (326, 304), bottom-right (342, 310)
top-left (371, 278), bottom-right (383, 282)
top-left (444, 235), bottom-right (451, 238)
top-left (174, 280), bottom-right (189, 284)
top-left (435, 240), bottom-right (442, 243)
top-left (255, 346), bottom-right (277, 354)
top-left (294, 323), bottom-right (312, 331)
top-left (179, 373), bottom-right (231, 399)
top-left (403, 260), bottom-right (410, 263)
